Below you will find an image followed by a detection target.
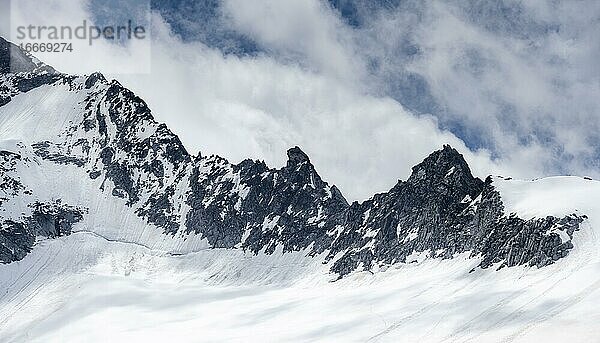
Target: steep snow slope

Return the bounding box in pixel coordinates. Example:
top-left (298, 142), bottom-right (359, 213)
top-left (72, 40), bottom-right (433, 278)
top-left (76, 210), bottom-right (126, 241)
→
top-left (0, 82), bottom-right (87, 143)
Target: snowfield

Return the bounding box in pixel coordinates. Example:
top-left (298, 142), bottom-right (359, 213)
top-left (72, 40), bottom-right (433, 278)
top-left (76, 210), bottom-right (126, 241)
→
top-left (1, 176), bottom-right (600, 342)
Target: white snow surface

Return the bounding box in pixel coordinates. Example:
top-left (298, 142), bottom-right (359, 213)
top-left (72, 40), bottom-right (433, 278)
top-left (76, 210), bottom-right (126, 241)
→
top-left (1, 221), bottom-right (599, 342)
top-left (1, 81), bottom-right (600, 342)
top-left (493, 176), bottom-right (600, 221)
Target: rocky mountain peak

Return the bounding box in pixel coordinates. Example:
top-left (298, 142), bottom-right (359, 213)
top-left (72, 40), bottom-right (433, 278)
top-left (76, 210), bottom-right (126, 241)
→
top-left (408, 145), bottom-right (478, 186)
top-left (84, 72), bottom-right (107, 89)
top-left (286, 146), bottom-right (311, 168)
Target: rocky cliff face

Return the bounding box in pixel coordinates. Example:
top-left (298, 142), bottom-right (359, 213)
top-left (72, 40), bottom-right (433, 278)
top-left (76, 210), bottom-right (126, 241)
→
top-left (0, 38), bottom-right (585, 277)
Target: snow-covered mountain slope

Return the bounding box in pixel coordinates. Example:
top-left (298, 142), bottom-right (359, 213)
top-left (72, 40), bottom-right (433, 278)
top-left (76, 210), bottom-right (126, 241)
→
top-left (1, 37), bottom-right (600, 341)
top-left (1, 213), bottom-right (599, 342)
top-left (0, 69), bottom-right (585, 275)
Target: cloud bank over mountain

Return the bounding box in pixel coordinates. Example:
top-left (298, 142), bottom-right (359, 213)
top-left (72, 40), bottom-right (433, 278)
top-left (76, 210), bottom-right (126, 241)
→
top-left (3, 0), bottom-right (599, 200)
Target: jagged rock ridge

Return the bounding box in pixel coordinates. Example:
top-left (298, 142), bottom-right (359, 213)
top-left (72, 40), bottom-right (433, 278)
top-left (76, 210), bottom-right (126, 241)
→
top-left (0, 38), bottom-right (586, 277)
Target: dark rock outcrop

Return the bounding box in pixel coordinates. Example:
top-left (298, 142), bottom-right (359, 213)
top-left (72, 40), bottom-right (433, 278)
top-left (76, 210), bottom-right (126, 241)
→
top-left (0, 202), bottom-right (84, 264)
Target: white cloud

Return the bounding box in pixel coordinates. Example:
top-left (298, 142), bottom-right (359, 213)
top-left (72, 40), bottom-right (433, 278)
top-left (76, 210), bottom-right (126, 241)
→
top-left (118, 19), bottom-right (506, 200)
top-left (6, 0), bottom-right (586, 202)
top-left (222, 0), bottom-right (363, 84)
top-left (350, 0), bottom-right (600, 178)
